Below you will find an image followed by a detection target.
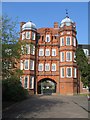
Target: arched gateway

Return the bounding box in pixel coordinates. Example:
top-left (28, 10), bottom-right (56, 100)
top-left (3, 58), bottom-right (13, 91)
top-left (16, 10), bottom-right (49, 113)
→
top-left (37, 78), bottom-right (57, 95)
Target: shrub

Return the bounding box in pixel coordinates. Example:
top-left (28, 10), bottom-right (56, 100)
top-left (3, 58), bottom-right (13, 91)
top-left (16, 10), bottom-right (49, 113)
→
top-left (2, 76), bottom-right (28, 102)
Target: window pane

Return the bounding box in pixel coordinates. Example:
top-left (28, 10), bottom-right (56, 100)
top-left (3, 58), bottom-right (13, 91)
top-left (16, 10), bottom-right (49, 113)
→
top-left (67, 68), bottom-right (72, 77)
top-left (52, 64), bottom-right (56, 71)
top-left (52, 49), bottom-right (56, 56)
top-left (20, 60), bottom-right (23, 70)
top-left (24, 60), bottom-right (29, 70)
top-left (26, 45), bottom-right (30, 54)
top-left (74, 52), bottom-right (76, 62)
top-left (83, 49), bottom-right (89, 56)
top-left (46, 35), bottom-right (50, 42)
top-left (26, 32), bottom-right (30, 39)
top-left (24, 76), bottom-right (28, 88)
top-left (45, 49), bottom-right (50, 56)
top-left (45, 64), bottom-right (50, 71)
top-left (31, 45), bottom-right (35, 55)
top-left (73, 37), bottom-right (76, 46)
top-left (20, 76), bottom-right (22, 84)
top-left (32, 32), bottom-right (35, 40)
top-left (38, 64), bottom-right (43, 71)
top-left (74, 68), bottom-right (77, 78)
top-left (61, 52), bottom-right (64, 62)
top-left (30, 60), bottom-right (34, 70)
top-left (30, 76), bottom-right (34, 89)
top-left (61, 68), bottom-right (64, 77)
top-left (22, 32), bottom-right (25, 40)
top-left (66, 52), bottom-right (72, 61)
top-left (60, 37), bottom-right (64, 46)
top-left (39, 49), bottom-right (44, 56)
top-left (66, 37), bottom-right (70, 45)
top-left (21, 45), bottom-right (24, 54)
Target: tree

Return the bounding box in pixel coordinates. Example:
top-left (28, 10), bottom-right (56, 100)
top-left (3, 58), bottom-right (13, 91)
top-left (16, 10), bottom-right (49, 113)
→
top-left (2, 76), bottom-right (28, 101)
top-left (75, 47), bottom-right (89, 87)
top-left (1, 15), bottom-right (29, 102)
top-left (1, 15), bottom-right (22, 79)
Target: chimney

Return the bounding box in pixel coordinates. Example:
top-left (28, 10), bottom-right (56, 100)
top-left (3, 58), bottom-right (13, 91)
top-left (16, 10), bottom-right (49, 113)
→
top-left (54, 22), bottom-right (59, 28)
top-left (20, 22), bottom-right (26, 32)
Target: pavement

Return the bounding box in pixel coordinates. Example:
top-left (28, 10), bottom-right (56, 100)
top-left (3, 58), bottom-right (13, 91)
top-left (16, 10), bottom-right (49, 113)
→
top-left (2, 95), bottom-right (89, 118)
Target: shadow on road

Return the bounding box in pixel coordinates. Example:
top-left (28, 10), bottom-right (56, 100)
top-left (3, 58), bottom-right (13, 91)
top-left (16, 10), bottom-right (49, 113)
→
top-left (2, 95), bottom-right (68, 118)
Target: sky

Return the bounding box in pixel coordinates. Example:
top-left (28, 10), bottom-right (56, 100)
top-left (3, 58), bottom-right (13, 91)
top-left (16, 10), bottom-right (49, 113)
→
top-left (2, 2), bottom-right (88, 44)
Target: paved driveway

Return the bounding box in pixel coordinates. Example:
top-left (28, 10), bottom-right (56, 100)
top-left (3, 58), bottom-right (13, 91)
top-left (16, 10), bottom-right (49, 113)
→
top-left (2, 95), bottom-right (89, 118)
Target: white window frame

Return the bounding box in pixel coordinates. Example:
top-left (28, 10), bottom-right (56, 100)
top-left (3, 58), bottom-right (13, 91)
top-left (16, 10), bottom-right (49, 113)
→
top-left (73, 37), bottom-right (76, 46)
top-left (45, 49), bottom-right (50, 56)
top-left (20, 60), bottom-right (23, 70)
top-left (21, 45), bottom-right (24, 54)
top-left (52, 63), bottom-right (56, 71)
top-left (45, 63), bottom-right (50, 71)
top-left (31, 45), bottom-right (35, 55)
top-left (24, 60), bottom-right (29, 70)
top-left (30, 76), bottom-right (34, 89)
top-left (60, 37), bottom-right (64, 46)
top-left (26, 44), bottom-right (30, 54)
top-left (66, 36), bottom-right (71, 46)
top-left (30, 60), bottom-right (35, 70)
top-left (52, 49), bottom-right (56, 56)
top-left (39, 49), bottom-right (44, 56)
top-left (46, 35), bottom-right (50, 42)
top-left (38, 63), bottom-right (43, 71)
top-left (32, 32), bottom-right (35, 40)
top-left (66, 67), bottom-right (72, 78)
top-left (60, 52), bottom-right (64, 62)
top-left (20, 76), bottom-right (22, 84)
top-left (66, 52), bottom-right (72, 61)
top-left (74, 68), bottom-right (77, 78)
top-left (61, 32), bottom-right (64, 35)
top-left (83, 49), bottom-right (89, 56)
top-left (26, 32), bottom-right (30, 39)
top-left (74, 52), bottom-right (76, 62)
top-left (24, 76), bottom-right (29, 89)
top-left (61, 67), bottom-right (65, 78)
top-left (67, 32), bottom-right (70, 34)
top-left (22, 32), bottom-right (25, 40)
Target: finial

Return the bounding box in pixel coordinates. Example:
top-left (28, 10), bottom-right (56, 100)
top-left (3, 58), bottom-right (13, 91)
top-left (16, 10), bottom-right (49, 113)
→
top-left (65, 9), bottom-right (69, 18)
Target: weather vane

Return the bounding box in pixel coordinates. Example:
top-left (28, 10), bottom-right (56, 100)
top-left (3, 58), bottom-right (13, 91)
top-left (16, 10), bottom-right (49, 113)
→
top-left (65, 9), bottom-right (69, 17)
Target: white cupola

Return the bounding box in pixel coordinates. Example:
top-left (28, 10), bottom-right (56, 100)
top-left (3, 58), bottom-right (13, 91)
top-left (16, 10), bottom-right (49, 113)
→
top-left (22, 21), bottom-right (36, 31)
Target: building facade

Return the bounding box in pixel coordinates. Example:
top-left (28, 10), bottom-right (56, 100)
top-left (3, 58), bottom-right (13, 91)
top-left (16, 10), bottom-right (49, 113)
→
top-left (19, 15), bottom-right (89, 95)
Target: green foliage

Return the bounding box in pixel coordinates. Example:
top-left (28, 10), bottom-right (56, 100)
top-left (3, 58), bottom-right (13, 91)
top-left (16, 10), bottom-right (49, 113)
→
top-left (1, 15), bottom-right (29, 102)
top-left (75, 47), bottom-right (89, 86)
top-left (2, 76), bottom-right (28, 102)
top-left (1, 15), bottom-right (23, 79)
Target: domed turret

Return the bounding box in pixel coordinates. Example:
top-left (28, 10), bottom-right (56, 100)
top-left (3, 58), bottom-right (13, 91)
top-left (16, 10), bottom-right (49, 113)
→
top-left (22, 21), bottom-right (36, 31)
top-left (61, 16), bottom-right (73, 24)
top-left (60, 16), bottom-right (74, 27)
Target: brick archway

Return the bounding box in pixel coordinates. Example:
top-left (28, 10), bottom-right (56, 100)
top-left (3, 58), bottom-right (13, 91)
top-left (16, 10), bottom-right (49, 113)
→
top-left (37, 78), bottom-right (57, 94)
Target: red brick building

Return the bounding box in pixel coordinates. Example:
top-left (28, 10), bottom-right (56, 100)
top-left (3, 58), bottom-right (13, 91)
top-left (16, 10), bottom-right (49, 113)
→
top-left (19, 15), bottom-right (89, 95)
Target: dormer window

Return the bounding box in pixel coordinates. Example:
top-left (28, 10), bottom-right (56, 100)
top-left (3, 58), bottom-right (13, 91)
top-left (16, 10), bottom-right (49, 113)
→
top-left (46, 35), bottom-right (50, 42)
